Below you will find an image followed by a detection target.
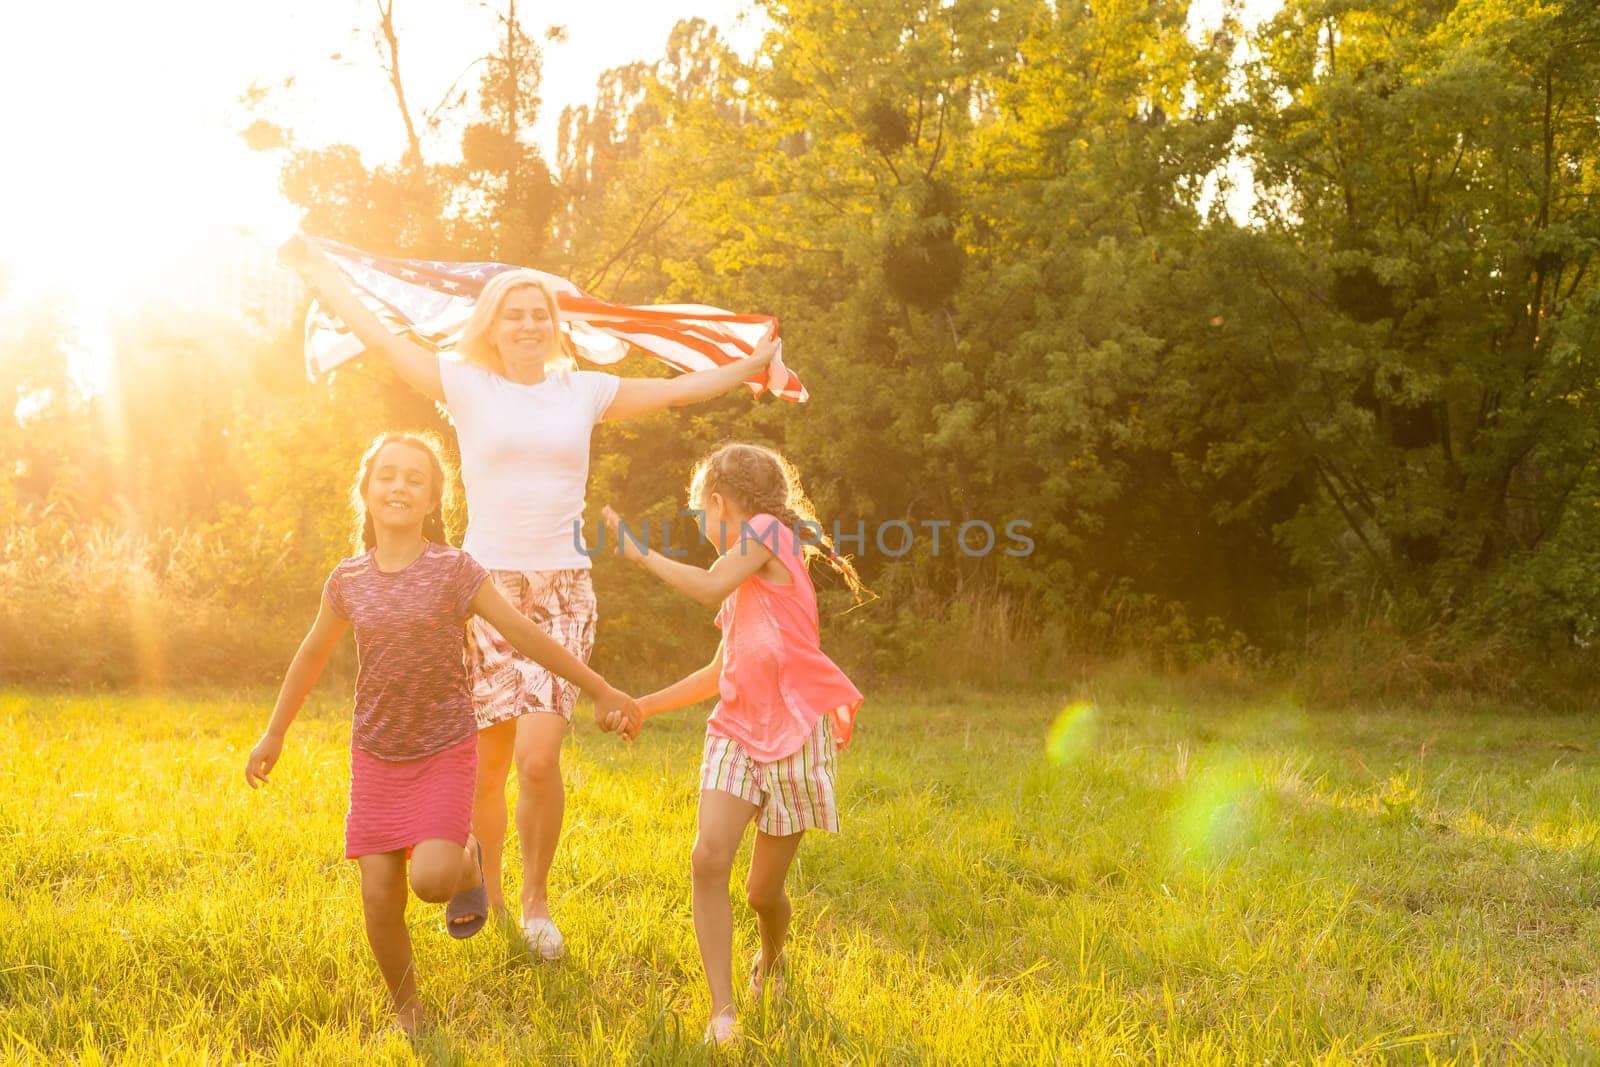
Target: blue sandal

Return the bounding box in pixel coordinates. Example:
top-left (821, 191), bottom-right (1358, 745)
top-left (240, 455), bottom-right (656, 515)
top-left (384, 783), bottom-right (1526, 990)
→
top-left (444, 840), bottom-right (488, 940)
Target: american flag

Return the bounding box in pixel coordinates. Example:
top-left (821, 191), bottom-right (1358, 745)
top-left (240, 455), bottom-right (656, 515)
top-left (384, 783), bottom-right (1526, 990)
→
top-left (302, 237), bottom-right (806, 402)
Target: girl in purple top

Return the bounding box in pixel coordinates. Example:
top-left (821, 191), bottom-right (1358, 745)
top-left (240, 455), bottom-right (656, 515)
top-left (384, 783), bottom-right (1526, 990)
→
top-left (244, 432), bottom-right (639, 1037)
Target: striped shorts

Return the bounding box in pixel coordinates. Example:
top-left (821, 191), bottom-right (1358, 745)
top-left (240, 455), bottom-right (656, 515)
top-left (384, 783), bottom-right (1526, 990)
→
top-left (467, 568), bottom-right (596, 728)
top-left (699, 716), bottom-right (839, 836)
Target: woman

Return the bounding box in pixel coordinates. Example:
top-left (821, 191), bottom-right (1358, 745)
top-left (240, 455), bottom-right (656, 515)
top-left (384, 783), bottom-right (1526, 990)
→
top-left (284, 238), bottom-right (777, 959)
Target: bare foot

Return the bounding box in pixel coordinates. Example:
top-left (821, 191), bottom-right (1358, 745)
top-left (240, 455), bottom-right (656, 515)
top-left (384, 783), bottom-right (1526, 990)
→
top-left (394, 1001), bottom-right (426, 1037)
top-left (750, 950), bottom-right (787, 1000)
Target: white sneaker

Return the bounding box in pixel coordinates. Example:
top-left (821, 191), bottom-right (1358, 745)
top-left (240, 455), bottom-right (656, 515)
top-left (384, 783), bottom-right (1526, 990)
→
top-left (521, 917), bottom-right (565, 960)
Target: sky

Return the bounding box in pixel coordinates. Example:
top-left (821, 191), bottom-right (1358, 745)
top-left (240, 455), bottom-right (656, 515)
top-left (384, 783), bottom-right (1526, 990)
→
top-left (0, 0), bottom-right (763, 312)
top-left (0, 0), bottom-right (1277, 319)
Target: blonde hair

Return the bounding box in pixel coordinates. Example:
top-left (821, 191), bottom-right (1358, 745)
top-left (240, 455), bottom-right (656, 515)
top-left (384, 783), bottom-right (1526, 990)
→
top-left (455, 270), bottom-right (575, 377)
top-left (351, 432), bottom-right (456, 552)
top-left (689, 443), bottom-right (866, 598)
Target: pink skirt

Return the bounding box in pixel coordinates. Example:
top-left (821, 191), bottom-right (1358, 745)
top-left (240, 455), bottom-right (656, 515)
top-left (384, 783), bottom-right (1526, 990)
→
top-left (345, 735), bottom-right (477, 859)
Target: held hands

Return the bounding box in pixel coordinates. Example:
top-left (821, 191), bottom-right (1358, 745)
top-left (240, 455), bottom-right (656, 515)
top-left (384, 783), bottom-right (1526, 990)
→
top-left (599, 506), bottom-right (644, 561)
top-left (244, 732), bottom-right (285, 788)
top-left (592, 687), bottom-right (643, 740)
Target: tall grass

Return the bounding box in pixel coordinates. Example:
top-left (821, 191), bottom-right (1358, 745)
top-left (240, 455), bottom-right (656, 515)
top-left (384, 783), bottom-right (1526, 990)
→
top-left (3, 685), bottom-right (1600, 1063)
top-left (0, 519), bottom-right (339, 688)
top-left (8, 517), bottom-right (1596, 705)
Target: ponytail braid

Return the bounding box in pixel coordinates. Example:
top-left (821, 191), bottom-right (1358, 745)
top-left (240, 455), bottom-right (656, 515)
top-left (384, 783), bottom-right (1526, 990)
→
top-left (691, 443), bottom-right (867, 599)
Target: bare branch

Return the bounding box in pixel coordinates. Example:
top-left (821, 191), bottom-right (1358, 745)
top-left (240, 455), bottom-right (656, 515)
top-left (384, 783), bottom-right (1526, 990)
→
top-left (374, 0), bottom-right (424, 169)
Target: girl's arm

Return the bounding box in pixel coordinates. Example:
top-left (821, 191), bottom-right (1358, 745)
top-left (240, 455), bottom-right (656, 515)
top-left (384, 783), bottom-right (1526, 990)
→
top-left (601, 335), bottom-right (778, 421)
top-left (600, 506), bottom-right (771, 607)
top-left (281, 236), bottom-right (446, 404)
top-left (637, 642), bottom-right (724, 719)
top-left (245, 596), bottom-right (350, 788)
top-left (470, 580), bottom-right (643, 739)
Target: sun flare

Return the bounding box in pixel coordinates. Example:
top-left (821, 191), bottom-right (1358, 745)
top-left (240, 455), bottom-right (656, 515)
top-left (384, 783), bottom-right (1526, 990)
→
top-left (0, 2), bottom-right (302, 334)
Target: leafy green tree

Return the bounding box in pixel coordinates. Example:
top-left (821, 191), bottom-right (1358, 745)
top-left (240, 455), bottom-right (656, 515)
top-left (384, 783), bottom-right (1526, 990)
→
top-left (1210, 0), bottom-right (1600, 638)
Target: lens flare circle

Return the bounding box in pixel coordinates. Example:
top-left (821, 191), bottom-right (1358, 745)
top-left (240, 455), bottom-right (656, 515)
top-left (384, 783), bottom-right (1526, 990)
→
top-left (1046, 702), bottom-right (1097, 765)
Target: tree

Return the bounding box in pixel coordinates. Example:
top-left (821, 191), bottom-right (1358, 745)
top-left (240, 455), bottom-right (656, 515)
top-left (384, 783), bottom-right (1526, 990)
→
top-left (455, 0), bottom-right (561, 263)
top-left (1212, 0), bottom-right (1600, 637)
top-left (0, 301), bottom-right (90, 520)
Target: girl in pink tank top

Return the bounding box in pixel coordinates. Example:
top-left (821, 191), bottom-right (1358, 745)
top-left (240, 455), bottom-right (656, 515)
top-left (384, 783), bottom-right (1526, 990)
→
top-left (602, 442), bottom-right (865, 1047)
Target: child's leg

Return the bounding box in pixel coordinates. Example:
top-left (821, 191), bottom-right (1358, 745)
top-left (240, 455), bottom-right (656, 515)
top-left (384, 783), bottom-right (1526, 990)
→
top-left (693, 789), bottom-right (758, 1021)
top-left (746, 830), bottom-right (804, 989)
top-left (409, 837), bottom-right (482, 909)
top-left (472, 720), bottom-right (516, 915)
top-left (356, 852), bottom-right (423, 1031)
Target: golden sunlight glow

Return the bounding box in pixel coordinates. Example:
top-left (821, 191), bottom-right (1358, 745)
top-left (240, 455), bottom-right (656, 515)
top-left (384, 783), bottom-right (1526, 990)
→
top-left (0, 176), bottom-right (298, 397)
top-left (0, 0), bottom-right (762, 384)
top-left (0, 165), bottom-right (297, 315)
top-left (0, 3), bottom-right (302, 364)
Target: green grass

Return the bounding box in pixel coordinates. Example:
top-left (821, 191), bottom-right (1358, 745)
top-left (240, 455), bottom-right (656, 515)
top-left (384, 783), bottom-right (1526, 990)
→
top-left (3, 684), bottom-right (1600, 1064)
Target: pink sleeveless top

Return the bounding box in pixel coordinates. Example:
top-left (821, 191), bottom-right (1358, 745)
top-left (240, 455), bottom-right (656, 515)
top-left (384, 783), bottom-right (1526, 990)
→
top-left (709, 514), bottom-right (863, 761)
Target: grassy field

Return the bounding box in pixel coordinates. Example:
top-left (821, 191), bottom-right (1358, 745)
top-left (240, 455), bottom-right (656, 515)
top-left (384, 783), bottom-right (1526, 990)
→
top-left (2, 684), bottom-right (1600, 1064)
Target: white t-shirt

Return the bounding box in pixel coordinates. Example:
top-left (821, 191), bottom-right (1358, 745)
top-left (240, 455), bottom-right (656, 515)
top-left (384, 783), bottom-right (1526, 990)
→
top-left (439, 358), bottom-right (620, 571)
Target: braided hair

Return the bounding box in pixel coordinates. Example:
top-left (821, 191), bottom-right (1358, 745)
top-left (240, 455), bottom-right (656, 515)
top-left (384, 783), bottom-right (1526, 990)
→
top-left (351, 432), bottom-right (456, 553)
top-left (689, 443), bottom-right (866, 598)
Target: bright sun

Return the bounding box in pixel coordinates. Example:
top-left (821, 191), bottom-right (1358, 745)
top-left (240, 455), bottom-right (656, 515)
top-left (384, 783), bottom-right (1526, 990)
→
top-left (0, 2), bottom-right (303, 343)
top-left (0, 155), bottom-right (300, 394)
top-left (0, 139), bottom-right (298, 314)
top-left (0, 0), bottom-right (767, 378)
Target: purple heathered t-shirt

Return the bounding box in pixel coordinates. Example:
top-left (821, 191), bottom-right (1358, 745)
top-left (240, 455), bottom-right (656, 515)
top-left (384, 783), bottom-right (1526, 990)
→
top-left (323, 542), bottom-right (490, 761)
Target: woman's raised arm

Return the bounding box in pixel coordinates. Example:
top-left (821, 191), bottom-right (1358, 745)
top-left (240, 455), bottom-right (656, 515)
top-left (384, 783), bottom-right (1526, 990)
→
top-left (601, 334), bottom-right (778, 421)
top-left (283, 236), bottom-right (445, 403)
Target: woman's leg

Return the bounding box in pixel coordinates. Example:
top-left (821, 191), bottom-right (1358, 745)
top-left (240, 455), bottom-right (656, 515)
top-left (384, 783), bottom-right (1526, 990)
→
top-left (356, 851), bottom-right (423, 1032)
top-left (745, 829), bottom-right (805, 993)
top-left (472, 720), bottom-right (516, 915)
top-left (512, 712), bottom-right (569, 924)
top-left (693, 789), bottom-right (759, 1022)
